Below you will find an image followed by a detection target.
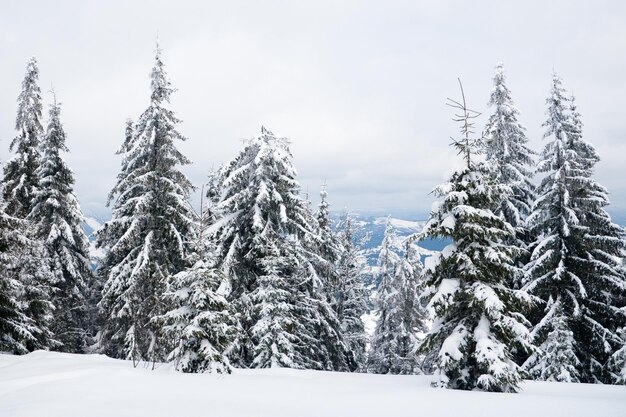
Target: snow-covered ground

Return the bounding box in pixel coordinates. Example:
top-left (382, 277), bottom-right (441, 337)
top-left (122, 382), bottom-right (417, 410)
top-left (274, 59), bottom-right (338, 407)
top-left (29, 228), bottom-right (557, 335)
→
top-left (1, 352), bottom-right (625, 417)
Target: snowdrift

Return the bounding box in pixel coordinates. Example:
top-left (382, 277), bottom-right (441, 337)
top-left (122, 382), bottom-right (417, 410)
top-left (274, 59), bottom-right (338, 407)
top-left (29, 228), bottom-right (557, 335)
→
top-left (0, 351), bottom-right (624, 417)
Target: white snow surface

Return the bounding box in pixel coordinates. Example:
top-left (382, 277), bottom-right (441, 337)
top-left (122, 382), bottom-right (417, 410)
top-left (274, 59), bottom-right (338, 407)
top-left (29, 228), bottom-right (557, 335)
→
top-left (84, 216), bottom-right (103, 233)
top-left (1, 352), bottom-right (625, 417)
top-left (372, 217), bottom-right (425, 232)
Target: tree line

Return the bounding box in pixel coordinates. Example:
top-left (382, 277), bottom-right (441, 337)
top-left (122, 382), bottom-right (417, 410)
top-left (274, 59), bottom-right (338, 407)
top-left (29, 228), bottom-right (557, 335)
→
top-left (0, 48), bottom-right (624, 393)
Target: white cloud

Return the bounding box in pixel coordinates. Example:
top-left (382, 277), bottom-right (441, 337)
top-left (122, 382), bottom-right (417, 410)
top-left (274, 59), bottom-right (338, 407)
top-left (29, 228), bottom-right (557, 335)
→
top-left (1, 0), bottom-right (625, 216)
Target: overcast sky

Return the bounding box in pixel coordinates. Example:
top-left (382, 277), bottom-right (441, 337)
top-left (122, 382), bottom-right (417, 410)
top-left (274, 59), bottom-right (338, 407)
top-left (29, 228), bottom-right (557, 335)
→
top-left (1, 0), bottom-right (625, 219)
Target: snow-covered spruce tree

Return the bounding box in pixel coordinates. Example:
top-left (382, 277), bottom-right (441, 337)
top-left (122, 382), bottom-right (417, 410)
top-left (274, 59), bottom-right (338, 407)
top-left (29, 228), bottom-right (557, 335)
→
top-left (1, 57), bottom-right (56, 352)
top-left (566, 95), bottom-right (626, 383)
top-left (0, 207), bottom-right (40, 353)
top-left (484, 63), bottom-right (535, 232)
top-left (483, 63), bottom-right (535, 291)
top-left (29, 97), bottom-right (93, 353)
top-left (367, 218), bottom-right (400, 373)
top-left (523, 75), bottom-right (626, 383)
top-left (609, 326), bottom-right (626, 384)
top-left (211, 127), bottom-right (347, 370)
top-left (369, 221), bottom-right (427, 375)
top-left (157, 167), bottom-right (237, 374)
top-left (335, 213), bottom-right (369, 371)
top-left (198, 167), bottom-right (223, 251)
top-left (418, 83), bottom-right (532, 392)
top-left (97, 45), bottom-right (196, 364)
top-left (304, 185), bottom-right (349, 371)
top-left (2, 58), bottom-right (43, 219)
top-left (159, 258), bottom-right (237, 373)
top-left (394, 241), bottom-right (428, 373)
top-left (313, 184), bottom-right (342, 293)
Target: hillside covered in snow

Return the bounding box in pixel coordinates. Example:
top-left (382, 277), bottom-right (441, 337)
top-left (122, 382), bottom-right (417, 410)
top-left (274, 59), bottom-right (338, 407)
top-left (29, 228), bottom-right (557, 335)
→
top-left (1, 352), bottom-right (625, 417)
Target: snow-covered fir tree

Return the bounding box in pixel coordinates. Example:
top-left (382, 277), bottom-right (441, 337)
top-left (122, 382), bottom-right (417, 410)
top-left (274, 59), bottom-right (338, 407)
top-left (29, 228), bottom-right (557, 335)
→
top-left (17, 242), bottom-right (57, 352)
top-left (394, 241), bottom-right (428, 373)
top-left (609, 326), bottom-right (626, 384)
top-left (335, 213), bottom-right (369, 371)
top-left (419, 164), bottom-right (532, 391)
top-left (306, 185), bottom-right (349, 371)
top-left (156, 165), bottom-right (238, 374)
top-left (2, 58), bottom-right (43, 219)
top-left (0, 207), bottom-right (40, 354)
top-left (313, 184), bottom-right (342, 290)
top-left (97, 44), bottom-right (196, 364)
top-left (312, 185), bottom-right (344, 297)
top-left (369, 220), bottom-right (426, 375)
top-left (483, 63), bottom-right (535, 290)
top-left (197, 167), bottom-right (223, 251)
top-left (1, 57), bottom-right (56, 352)
top-left (159, 258), bottom-right (237, 373)
top-left (523, 74), bottom-right (626, 383)
top-left (418, 86), bottom-right (532, 392)
top-left (29, 97), bottom-right (92, 353)
top-left (211, 127), bottom-right (347, 370)
top-left (484, 63), bottom-right (535, 232)
top-left (368, 218), bottom-right (400, 373)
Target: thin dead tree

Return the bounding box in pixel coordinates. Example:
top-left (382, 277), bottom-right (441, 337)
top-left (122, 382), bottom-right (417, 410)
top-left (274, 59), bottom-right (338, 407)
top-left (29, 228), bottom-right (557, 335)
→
top-left (446, 78), bottom-right (483, 168)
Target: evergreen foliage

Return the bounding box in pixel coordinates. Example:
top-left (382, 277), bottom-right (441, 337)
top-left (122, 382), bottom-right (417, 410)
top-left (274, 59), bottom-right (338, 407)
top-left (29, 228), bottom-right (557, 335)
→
top-left (0, 208), bottom-right (40, 353)
top-left (97, 45), bottom-right (196, 364)
top-left (1, 57), bottom-right (56, 352)
top-left (484, 63), bottom-right (535, 231)
top-left (2, 58), bottom-right (43, 219)
top-left (30, 97), bottom-right (92, 352)
top-left (160, 259), bottom-right (236, 373)
top-left (419, 84), bottom-right (532, 391)
top-left (369, 220), bottom-right (427, 375)
top-left (335, 214), bottom-right (369, 371)
top-left (523, 74), bottom-right (626, 383)
top-left (419, 162), bottom-right (533, 392)
top-left (211, 127), bottom-right (347, 370)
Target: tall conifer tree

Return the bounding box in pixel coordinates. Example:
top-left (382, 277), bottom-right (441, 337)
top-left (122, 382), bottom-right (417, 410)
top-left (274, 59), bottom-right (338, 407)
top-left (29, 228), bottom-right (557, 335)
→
top-left (484, 63), bottom-right (535, 231)
top-left (369, 221), bottom-right (426, 374)
top-left (419, 83), bottom-right (532, 392)
top-left (30, 96), bottom-right (92, 352)
top-left (335, 213), bottom-right (369, 371)
top-left (211, 128), bottom-right (347, 370)
top-left (3, 58), bottom-right (43, 219)
top-left (2, 57), bottom-right (55, 351)
top-left (98, 44), bottom-right (196, 364)
top-left (523, 75), bottom-right (626, 383)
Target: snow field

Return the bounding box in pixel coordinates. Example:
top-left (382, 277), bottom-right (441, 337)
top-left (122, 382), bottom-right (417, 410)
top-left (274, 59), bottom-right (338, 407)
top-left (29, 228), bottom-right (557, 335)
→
top-left (1, 352), bottom-right (625, 417)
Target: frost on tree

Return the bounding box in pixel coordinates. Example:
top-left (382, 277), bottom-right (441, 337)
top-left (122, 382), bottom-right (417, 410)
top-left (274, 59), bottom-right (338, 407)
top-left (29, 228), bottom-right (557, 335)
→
top-left (2, 58), bottom-right (43, 219)
top-left (418, 82), bottom-right (532, 392)
top-left (523, 74), bottom-right (626, 384)
top-left (210, 127), bottom-right (347, 370)
top-left (369, 219), bottom-right (426, 375)
top-left (97, 44), bottom-right (196, 364)
top-left (29, 97), bottom-right (93, 353)
top-left (335, 213), bottom-right (369, 371)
